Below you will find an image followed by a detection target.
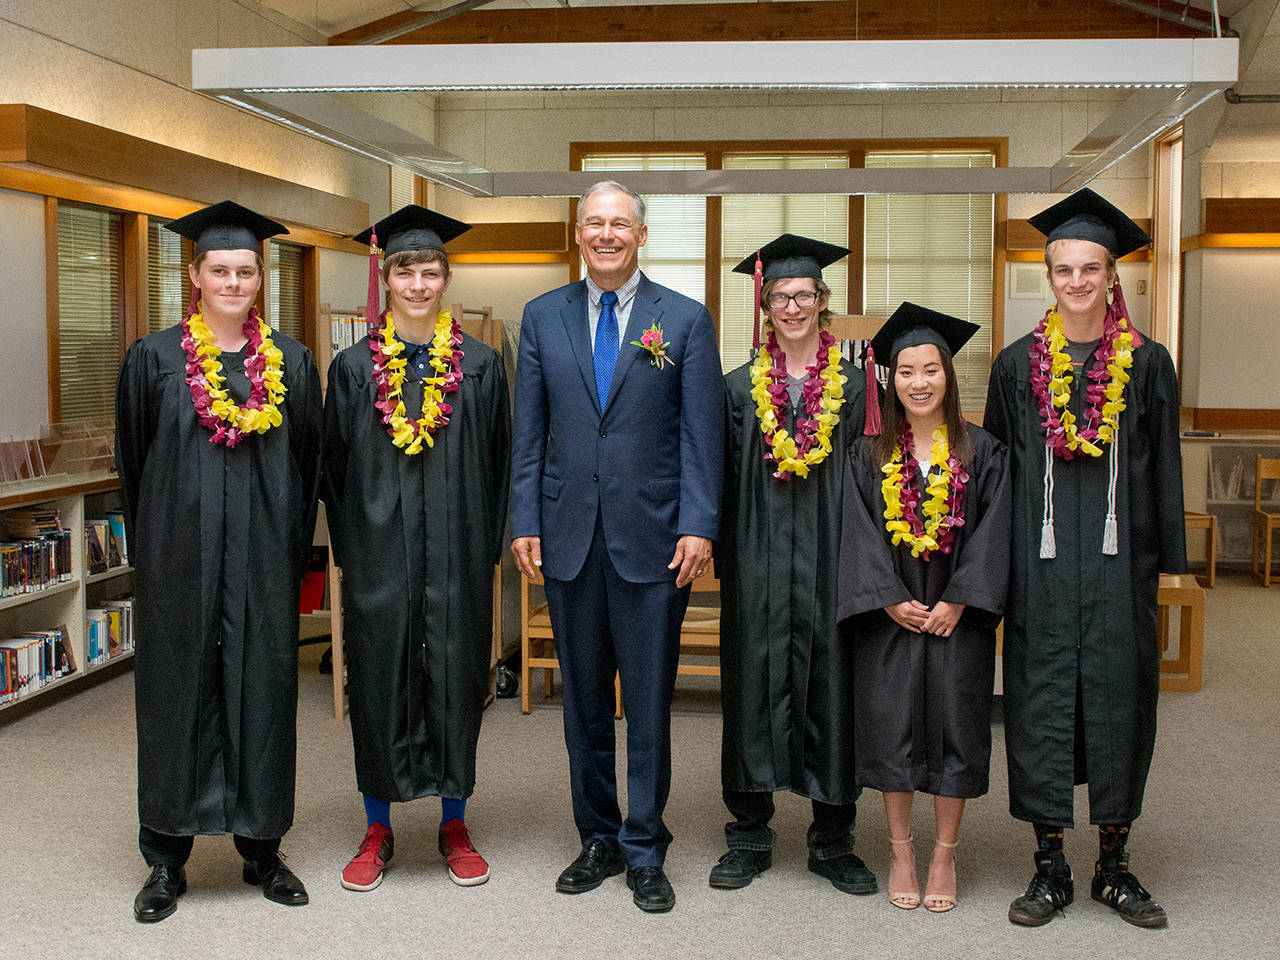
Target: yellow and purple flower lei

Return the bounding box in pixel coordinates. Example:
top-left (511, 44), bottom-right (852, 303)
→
top-left (748, 330), bottom-right (846, 481)
top-left (181, 306), bottom-right (286, 447)
top-left (1029, 302), bottom-right (1135, 460)
top-left (881, 422), bottom-right (968, 560)
top-left (369, 307), bottom-right (463, 456)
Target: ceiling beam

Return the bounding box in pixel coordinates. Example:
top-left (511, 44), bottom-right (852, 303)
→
top-left (329, 0), bottom-right (1223, 46)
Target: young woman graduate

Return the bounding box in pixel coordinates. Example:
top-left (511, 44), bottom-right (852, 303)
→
top-left (115, 201), bottom-right (322, 923)
top-left (323, 206), bottom-right (510, 893)
top-left (714, 234), bottom-right (874, 895)
top-left (837, 303), bottom-right (1011, 913)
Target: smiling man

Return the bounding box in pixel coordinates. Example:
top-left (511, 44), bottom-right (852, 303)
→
top-left (323, 205), bottom-right (510, 894)
top-left (714, 235), bottom-right (874, 894)
top-left (983, 189), bottom-right (1186, 929)
top-left (509, 180), bottom-right (724, 912)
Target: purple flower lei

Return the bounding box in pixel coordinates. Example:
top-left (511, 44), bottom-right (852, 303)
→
top-left (894, 420), bottom-right (969, 560)
top-left (762, 329), bottom-right (837, 481)
top-left (181, 308), bottom-right (268, 449)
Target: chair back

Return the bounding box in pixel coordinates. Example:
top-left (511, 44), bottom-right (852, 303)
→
top-left (1257, 456), bottom-right (1280, 511)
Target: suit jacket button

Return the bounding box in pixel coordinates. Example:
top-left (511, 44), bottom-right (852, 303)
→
top-left (593, 473), bottom-right (599, 481)
top-left (599, 429), bottom-right (607, 438)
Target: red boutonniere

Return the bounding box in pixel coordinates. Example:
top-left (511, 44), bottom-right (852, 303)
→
top-left (631, 321), bottom-right (674, 370)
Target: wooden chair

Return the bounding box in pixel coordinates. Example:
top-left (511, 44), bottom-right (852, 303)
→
top-left (1183, 510), bottom-right (1217, 589)
top-left (520, 570), bottom-right (721, 715)
top-left (1157, 573), bottom-right (1205, 691)
top-left (1253, 457), bottom-right (1280, 586)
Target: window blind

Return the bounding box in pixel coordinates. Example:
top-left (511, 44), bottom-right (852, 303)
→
top-left (147, 218), bottom-right (186, 334)
top-left (56, 204), bottom-right (123, 424)
top-left (864, 150), bottom-right (995, 411)
top-left (269, 240), bottom-right (305, 343)
top-left (720, 153), bottom-right (850, 371)
top-left (580, 154), bottom-right (706, 304)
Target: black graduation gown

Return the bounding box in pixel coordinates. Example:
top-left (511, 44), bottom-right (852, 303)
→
top-left (115, 324), bottom-right (322, 839)
top-left (983, 332), bottom-right (1186, 826)
top-left (837, 427), bottom-right (1010, 799)
top-left (717, 355), bottom-right (867, 805)
top-left (323, 332), bottom-right (510, 803)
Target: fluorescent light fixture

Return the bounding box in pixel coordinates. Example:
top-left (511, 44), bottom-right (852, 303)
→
top-left (191, 37), bottom-right (1238, 197)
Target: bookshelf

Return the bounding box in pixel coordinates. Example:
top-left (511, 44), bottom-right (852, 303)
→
top-left (1182, 436), bottom-right (1280, 571)
top-left (0, 472), bottom-right (135, 712)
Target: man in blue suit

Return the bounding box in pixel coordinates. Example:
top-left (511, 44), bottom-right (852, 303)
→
top-left (510, 180), bottom-right (724, 912)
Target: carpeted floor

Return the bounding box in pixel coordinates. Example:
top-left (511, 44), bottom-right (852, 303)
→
top-left (3, 573), bottom-right (1276, 960)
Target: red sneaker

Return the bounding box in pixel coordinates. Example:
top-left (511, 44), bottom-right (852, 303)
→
top-left (438, 818), bottom-right (490, 886)
top-left (341, 822), bottom-right (394, 892)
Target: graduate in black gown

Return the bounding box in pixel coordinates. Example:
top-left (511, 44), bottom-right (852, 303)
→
top-left (983, 189), bottom-right (1186, 929)
top-left (838, 303), bottom-right (1010, 914)
top-left (115, 201), bottom-right (322, 923)
top-left (713, 235), bottom-right (873, 895)
top-left (323, 206), bottom-right (510, 893)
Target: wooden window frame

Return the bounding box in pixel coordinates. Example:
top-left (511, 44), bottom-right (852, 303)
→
top-left (1151, 124), bottom-right (1184, 371)
top-left (568, 137), bottom-right (1006, 365)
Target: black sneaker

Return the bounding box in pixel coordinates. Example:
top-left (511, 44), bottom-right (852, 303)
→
top-left (709, 848), bottom-right (772, 889)
top-left (1009, 851), bottom-right (1074, 926)
top-left (808, 851), bottom-right (877, 894)
top-left (1091, 857), bottom-right (1168, 928)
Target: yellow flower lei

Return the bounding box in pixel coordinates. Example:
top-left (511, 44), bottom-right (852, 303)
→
top-left (881, 426), bottom-right (959, 559)
top-left (748, 338), bottom-right (846, 480)
top-left (1039, 307), bottom-right (1134, 458)
top-left (185, 311), bottom-right (285, 437)
top-left (375, 308), bottom-right (457, 456)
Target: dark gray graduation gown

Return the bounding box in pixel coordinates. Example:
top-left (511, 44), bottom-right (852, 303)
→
top-left (323, 332), bottom-right (510, 803)
top-left (837, 426), bottom-right (1010, 799)
top-left (717, 355), bottom-right (867, 805)
top-left (983, 332), bottom-right (1186, 826)
top-left (115, 323), bottom-right (322, 839)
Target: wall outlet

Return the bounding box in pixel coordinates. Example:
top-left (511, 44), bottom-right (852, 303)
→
top-left (1137, 279), bottom-right (1147, 294)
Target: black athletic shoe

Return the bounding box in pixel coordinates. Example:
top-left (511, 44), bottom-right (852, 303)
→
top-left (1091, 857), bottom-right (1168, 928)
top-left (808, 852), bottom-right (877, 895)
top-left (1009, 851), bottom-right (1074, 927)
top-left (709, 848), bottom-right (772, 889)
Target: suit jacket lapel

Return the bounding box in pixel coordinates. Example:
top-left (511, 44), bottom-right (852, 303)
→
top-left (559, 282), bottom-right (601, 410)
top-left (604, 273), bottom-right (664, 415)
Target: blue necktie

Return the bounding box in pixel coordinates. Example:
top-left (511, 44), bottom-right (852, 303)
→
top-left (593, 290), bottom-right (619, 411)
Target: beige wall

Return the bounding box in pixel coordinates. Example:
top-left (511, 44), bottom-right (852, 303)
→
top-left (0, 189), bottom-right (49, 439)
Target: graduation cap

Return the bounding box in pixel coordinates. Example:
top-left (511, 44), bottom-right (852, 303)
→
top-left (1028, 187), bottom-right (1151, 258)
top-left (164, 200), bottom-right (287, 255)
top-left (354, 205), bottom-right (471, 258)
top-left (357, 205), bottom-right (471, 329)
top-left (732, 234), bottom-right (851, 350)
top-left (862, 302), bottom-right (979, 435)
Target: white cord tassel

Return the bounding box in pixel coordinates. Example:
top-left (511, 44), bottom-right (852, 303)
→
top-left (1102, 432), bottom-right (1120, 555)
top-left (1040, 442), bottom-right (1057, 559)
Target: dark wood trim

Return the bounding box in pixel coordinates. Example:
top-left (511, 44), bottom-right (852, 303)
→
top-left (1202, 198), bottom-right (1280, 235)
top-left (44, 196), bottom-right (60, 426)
top-left (0, 473), bottom-right (121, 510)
top-left (332, 0), bottom-right (1220, 45)
top-left (705, 195), bottom-right (723, 340)
top-left (1184, 232), bottom-right (1280, 250)
top-left (846, 148), bottom-right (866, 315)
top-left (122, 212), bottom-right (145, 349)
top-left (0, 104), bottom-right (368, 236)
top-left (449, 221), bottom-right (568, 254)
top-left (570, 137), bottom-right (1005, 158)
top-left (1191, 408), bottom-right (1280, 432)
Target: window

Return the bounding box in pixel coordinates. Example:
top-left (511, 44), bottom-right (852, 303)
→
top-left (720, 153), bottom-right (850, 370)
top-left (147, 218), bottom-right (187, 334)
top-left (269, 240), bottom-right (305, 342)
top-left (56, 204), bottom-right (123, 423)
top-left (580, 154), bottom-right (707, 303)
top-left (863, 150), bottom-right (995, 411)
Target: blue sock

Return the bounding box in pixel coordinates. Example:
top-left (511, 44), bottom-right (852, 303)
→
top-left (441, 797), bottom-right (466, 825)
top-left (364, 795), bottom-right (391, 829)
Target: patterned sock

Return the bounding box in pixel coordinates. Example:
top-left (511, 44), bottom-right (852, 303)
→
top-left (1034, 823), bottom-right (1065, 852)
top-left (363, 795), bottom-right (391, 829)
top-left (441, 796), bottom-right (466, 825)
top-left (1098, 822), bottom-right (1131, 869)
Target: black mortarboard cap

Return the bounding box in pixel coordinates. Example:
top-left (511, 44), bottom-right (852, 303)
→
top-left (1028, 187), bottom-right (1151, 258)
top-left (354, 204), bottom-right (471, 257)
top-left (732, 233), bottom-right (851, 282)
top-left (164, 200), bottom-right (287, 254)
top-left (868, 302), bottom-right (980, 365)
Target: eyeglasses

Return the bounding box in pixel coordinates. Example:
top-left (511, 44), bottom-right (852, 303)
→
top-left (765, 290), bottom-right (820, 309)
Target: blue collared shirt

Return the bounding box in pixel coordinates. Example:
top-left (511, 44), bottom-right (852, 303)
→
top-left (585, 268), bottom-right (641, 357)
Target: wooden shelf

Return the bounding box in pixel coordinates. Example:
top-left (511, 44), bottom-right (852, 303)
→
top-left (85, 565), bottom-right (133, 585)
top-left (0, 578), bottom-right (78, 613)
top-left (86, 649), bottom-right (134, 674)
